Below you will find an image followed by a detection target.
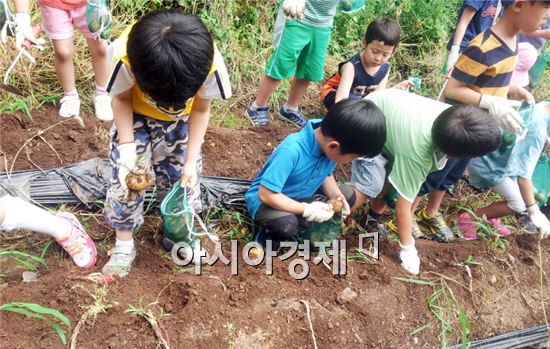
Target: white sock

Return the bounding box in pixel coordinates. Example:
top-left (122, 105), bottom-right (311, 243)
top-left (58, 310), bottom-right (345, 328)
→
top-left (63, 89), bottom-right (78, 98)
top-left (251, 101), bottom-right (267, 110)
top-left (0, 196), bottom-right (71, 239)
top-left (283, 103), bottom-right (299, 112)
top-left (115, 238), bottom-right (135, 253)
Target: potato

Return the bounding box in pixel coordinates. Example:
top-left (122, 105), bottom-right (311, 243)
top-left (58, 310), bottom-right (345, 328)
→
top-left (328, 198), bottom-right (343, 213)
top-left (125, 168), bottom-right (154, 192)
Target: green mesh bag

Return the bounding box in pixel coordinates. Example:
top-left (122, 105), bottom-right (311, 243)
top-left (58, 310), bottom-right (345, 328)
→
top-left (160, 182), bottom-right (197, 245)
top-left (338, 0), bottom-right (365, 14)
top-left (86, 0), bottom-right (112, 40)
top-left (528, 51), bottom-right (548, 89)
top-left (532, 155), bottom-right (549, 207)
top-left (299, 214), bottom-right (343, 250)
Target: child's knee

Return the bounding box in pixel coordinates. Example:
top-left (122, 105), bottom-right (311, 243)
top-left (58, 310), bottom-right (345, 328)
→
top-left (54, 46), bottom-right (74, 62)
top-left (264, 214), bottom-right (300, 240)
top-left (506, 199), bottom-right (526, 214)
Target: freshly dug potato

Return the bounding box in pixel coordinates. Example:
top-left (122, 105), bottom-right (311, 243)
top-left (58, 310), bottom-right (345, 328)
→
top-left (328, 198), bottom-right (343, 213)
top-left (126, 168), bottom-right (154, 192)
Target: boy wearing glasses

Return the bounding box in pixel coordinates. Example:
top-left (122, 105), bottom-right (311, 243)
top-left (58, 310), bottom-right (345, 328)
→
top-left (102, 10), bottom-right (231, 276)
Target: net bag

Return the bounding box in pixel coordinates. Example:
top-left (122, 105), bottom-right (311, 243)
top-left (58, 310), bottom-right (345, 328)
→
top-left (300, 214), bottom-right (343, 249)
top-left (532, 155), bottom-right (549, 207)
top-left (338, 0), bottom-right (365, 14)
top-left (86, 0), bottom-right (112, 40)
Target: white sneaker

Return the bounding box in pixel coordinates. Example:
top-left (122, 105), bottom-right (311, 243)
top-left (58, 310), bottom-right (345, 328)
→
top-left (94, 93), bottom-right (113, 121)
top-left (59, 95), bottom-right (80, 118)
top-left (101, 245), bottom-right (136, 277)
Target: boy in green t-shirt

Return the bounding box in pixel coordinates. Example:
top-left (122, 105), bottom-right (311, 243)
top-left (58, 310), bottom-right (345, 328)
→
top-left (350, 89), bottom-right (502, 275)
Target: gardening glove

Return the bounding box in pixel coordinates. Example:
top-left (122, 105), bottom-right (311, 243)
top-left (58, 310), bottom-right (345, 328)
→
top-left (302, 201), bottom-right (334, 223)
top-left (527, 204), bottom-right (550, 239)
top-left (14, 12), bottom-right (44, 48)
top-left (282, 0), bottom-right (306, 20)
top-left (479, 94), bottom-right (523, 133)
top-left (399, 241), bottom-right (420, 275)
top-left (446, 45), bottom-right (460, 72)
top-left (116, 142), bottom-right (137, 191)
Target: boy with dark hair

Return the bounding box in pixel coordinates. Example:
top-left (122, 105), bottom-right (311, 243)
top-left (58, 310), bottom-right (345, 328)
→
top-left (321, 17), bottom-right (412, 108)
top-left (415, 0), bottom-right (550, 239)
top-left (350, 89), bottom-right (501, 275)
top-left (245, 99), bottom-right (386, 244)
top-left (102, 10), bottom-right (231, 276)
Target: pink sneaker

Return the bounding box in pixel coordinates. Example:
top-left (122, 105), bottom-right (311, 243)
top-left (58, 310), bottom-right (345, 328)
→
top-left (55, 212), bottom-right (97, 268)
top-left (457, 212), bottom-right (478, 240)
top-left (488, 218), bottom-right (512, 237)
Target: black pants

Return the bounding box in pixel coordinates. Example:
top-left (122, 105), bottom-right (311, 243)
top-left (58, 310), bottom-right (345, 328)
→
top-left (255, 184), bottom-right (356, 240)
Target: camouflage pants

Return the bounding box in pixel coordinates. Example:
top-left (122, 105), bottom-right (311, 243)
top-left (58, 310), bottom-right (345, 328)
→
top-left (104, 114), bottom-right (203, 232)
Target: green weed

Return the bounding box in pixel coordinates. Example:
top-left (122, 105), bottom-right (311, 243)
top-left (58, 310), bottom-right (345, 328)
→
top-left (0, 249), bottom-right (48, 271)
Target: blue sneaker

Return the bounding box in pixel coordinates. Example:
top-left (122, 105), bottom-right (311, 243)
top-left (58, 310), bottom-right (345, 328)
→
top-left (245, 103), bottom-right (269, 127)
top-left (278, 106), bottom-right (307, 128)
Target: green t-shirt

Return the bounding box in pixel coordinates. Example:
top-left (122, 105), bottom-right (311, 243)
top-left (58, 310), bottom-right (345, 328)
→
top-left (365, 89), bottom-right (450, 202)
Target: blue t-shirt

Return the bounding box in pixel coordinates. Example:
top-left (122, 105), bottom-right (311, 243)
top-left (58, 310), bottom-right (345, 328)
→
top-left (245, 120), bottom-right (337, 219)
top-left (468, 102), bottom-right (550, 188)
top-left (447, 0), bottom-right (501, 52)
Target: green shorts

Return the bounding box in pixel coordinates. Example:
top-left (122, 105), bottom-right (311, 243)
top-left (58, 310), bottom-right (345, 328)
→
top-left (265, 20), bottom-right (331, 82)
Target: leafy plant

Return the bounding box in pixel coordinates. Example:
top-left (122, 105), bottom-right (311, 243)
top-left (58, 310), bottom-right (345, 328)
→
top-left (0, 250), bottom-right (48, 271)
top-left (0, 302), bottom-right (71, 344)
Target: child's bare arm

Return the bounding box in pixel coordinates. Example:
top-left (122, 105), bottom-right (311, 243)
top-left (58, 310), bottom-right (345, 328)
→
top-left (395, 195), bottom-right (414, 246)
top-left (321, 176), bottom-right (350, 215)
top-left (112, 89), bottom-right (135, 143)
top-left (508, 84), bottom-right (535, 103)
top-left (451, 6), bottom-right (477, 48)
top-left (335, 62), bottom-right (355, 103)
top-left (376, 69), bottom-right (389, 91)
top-left (443, 76), bottom-right (481, 105)
top-left (523, 28), bottom-right (550, 40)
top-left (184, 96), bottom-right (211, 189)
top-left (517, 176), bottom-right (537, 208)
top-left (258, 185), bottom-right (306, 216)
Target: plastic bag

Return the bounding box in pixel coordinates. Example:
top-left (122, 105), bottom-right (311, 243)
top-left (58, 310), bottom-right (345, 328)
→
top-left (338, 0), bottom-right (365, 14)
top-left (0, 0), bottom-right (15, 42)
top-left (86, 0), bottom-right (112, 40)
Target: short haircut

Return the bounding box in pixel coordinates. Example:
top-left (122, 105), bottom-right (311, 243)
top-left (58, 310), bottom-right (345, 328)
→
top-left (127, 10), bottom-right (214, 106)
top-left (364, 18), bottom-right (401, 47)
top-left (321, 99), bottom-right (386, 157)
top-left (432, 105), bottom-right (501, 158)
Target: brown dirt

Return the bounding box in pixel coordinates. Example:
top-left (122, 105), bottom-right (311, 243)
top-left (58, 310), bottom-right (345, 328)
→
top-left (1, 107), bottom-right (550, 349)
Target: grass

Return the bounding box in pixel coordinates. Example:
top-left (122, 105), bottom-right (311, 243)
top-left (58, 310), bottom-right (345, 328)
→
top-left (0, 302), bottom-right (71, 344)
top-left (0, 249), bottom-right (48, 271)
top-left (126, 297), bottom-right (171, 349)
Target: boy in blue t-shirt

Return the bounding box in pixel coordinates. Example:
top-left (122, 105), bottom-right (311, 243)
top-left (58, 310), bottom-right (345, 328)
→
top-left (245, 99), bottom-right (386, 244)
top-left (444, 0), bottom-right (502, 74)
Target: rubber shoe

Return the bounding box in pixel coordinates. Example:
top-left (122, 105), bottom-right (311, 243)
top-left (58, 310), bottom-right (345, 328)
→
top-left (278, 106), bottom-right (307, 128)
top-left (416, 209), bottom-right (454, 243)
top-left (55, 212), bottom-right (97, 268)
top-left (457, 212), bottom-right (478, 240)
top-left (94, 93), bottom-right (113, 121)
top-left (101, 245), bottom-right (136, 277)
top-left (488, 218), bottom-right (512, 237)
top-left (386, 218), bottom-right (423, 239)
top-left (516, 213), bottom-right (537, 234)
top-left (59, 95), bottom-right (80, 118)
top-left (245, 103), bottom-right (269, 127)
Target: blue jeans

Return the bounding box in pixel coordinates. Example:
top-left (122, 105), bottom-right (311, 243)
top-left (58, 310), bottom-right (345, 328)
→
top-left (418, 158), bottom-right (469, 196)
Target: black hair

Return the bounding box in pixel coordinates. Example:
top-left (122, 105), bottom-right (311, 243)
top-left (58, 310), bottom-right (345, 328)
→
top-left (127, 10), bottom-right (214, 106)
top-left (364, 18), bottom-right (401, 47)
top-left (432, 105), bottom-right (501, 158)
top-left (321, 99), bottom-right (386, 157)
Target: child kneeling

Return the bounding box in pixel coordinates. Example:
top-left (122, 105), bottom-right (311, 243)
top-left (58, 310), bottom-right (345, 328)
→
top-left (245, 99), bottom-right (386, 245)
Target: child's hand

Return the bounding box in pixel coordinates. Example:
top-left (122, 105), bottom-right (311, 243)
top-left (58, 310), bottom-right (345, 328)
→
top-left (14, 13), bottom-right (45, 49)
top-left (527, 204), bottom-right (550, 239)
top-left (333, 194), bottom-right (351, 217)
top-left (282, 0), bottom-right (306, 20)
top-left (180, 161), bottom-right (198, 191)
top-left (302, 202), bottom-right (334, 223)
top-left (446, 45), bottom-right (460, 74)
top-left (399, 241), bottom-right (420, 275)
top-left (479, 94), bottom-right (523, 133)
top-left (393, 80), bottom-right (416, 91)
top-left (116, 142), bottom-right (137, 191)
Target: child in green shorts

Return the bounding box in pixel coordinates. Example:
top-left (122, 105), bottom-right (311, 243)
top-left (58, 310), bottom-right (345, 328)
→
top-left (245, 0), bottom-right (341, 128)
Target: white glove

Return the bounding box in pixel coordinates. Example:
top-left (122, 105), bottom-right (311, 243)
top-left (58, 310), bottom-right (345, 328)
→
top-left (14, 12), bottom-right (33, 48)
top-left (116, 142), bottom-right (137, 190)
top-left (282, 0), bottom-right (306, 20)
top-left (302, 201), bottom-right (334, 223)
top-left (527, 204), bottom-right (550, 239)
top-left (447, 45), bottom-right (460, 71)
top-left (399, 241), bottom-right (420, 275)
top-left (479, 94), bottom-right (523, 133)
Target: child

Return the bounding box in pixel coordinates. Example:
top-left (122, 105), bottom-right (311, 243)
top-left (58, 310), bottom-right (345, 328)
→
top-left (0, 195), bottom-right (96, 268)
top-left (321, 18), bottom-right (412, 109)
top-left (415, 0), bottom-right (549, 243)
top-left (463, 102), bottom-right (550, 239)
top-left (444, 0), bottom-right (502, 74)
top-left (245, 98), bottom-right (386, 245)
top-left (511, 42), bottom-right (538, 89)
top-left (102, 10), bottom-right (231, 276)
top-left (13, 0), bottom-right (113, 121)
top-left (350, 89), bottom-right (501, 275)
top-left (245, 0), bottom-right (341, 128)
